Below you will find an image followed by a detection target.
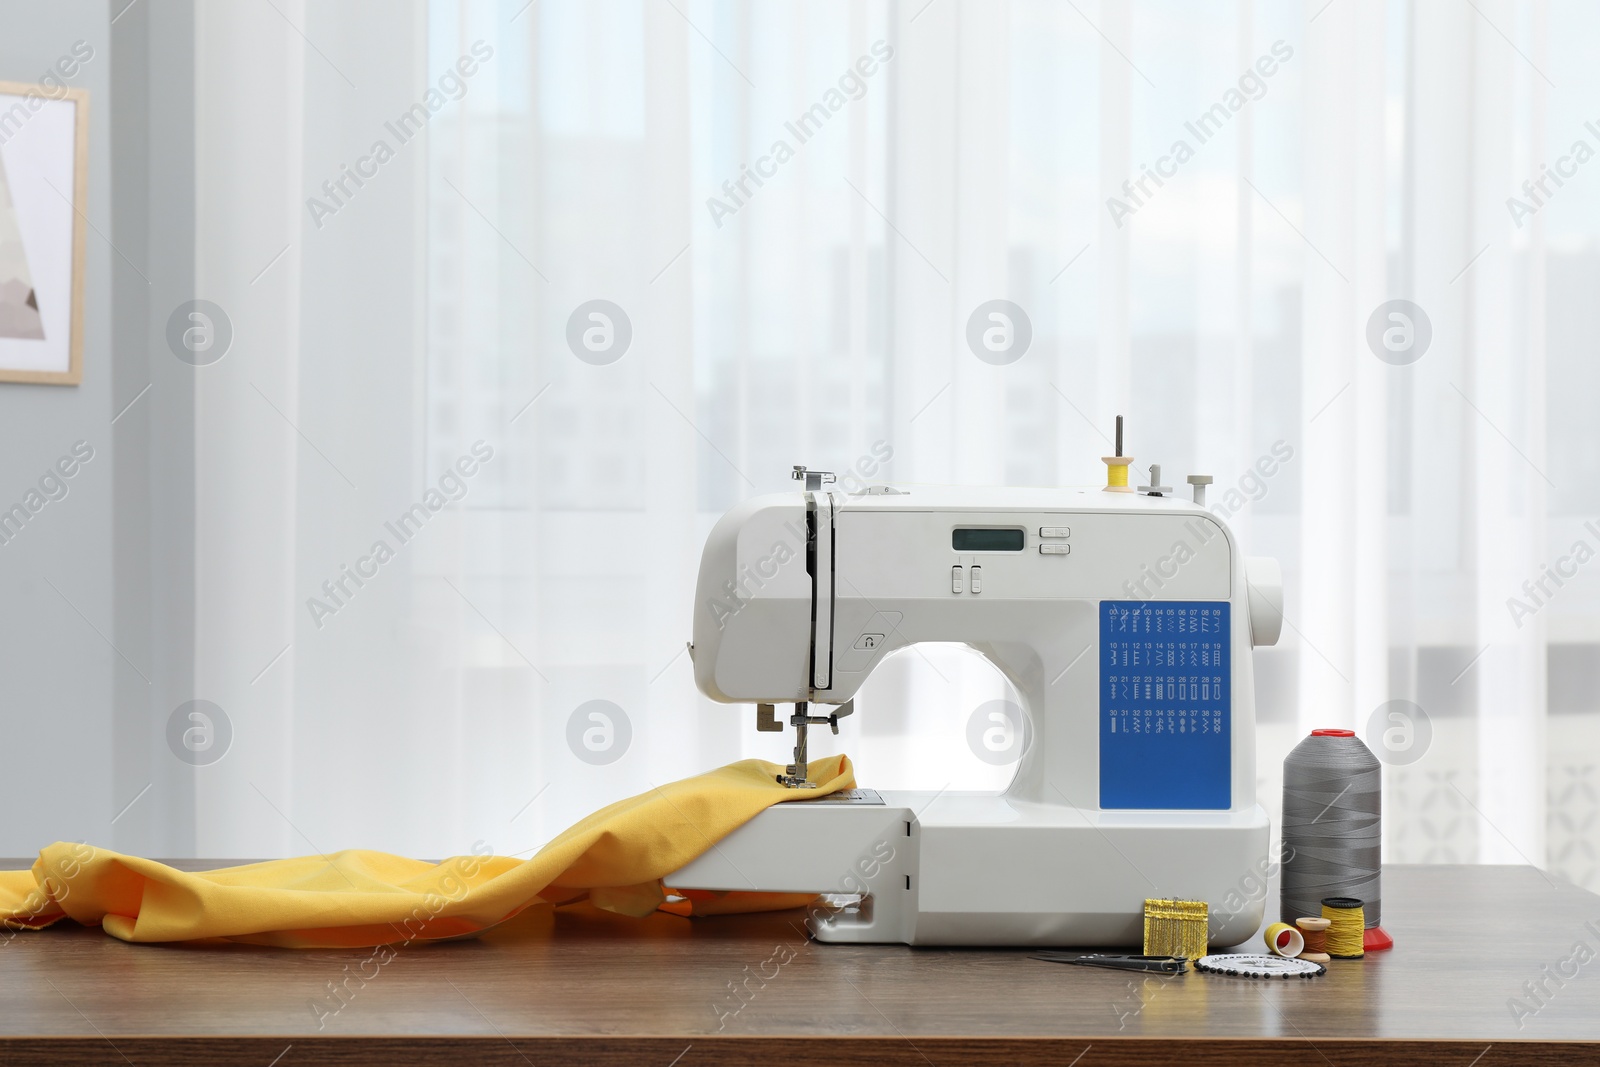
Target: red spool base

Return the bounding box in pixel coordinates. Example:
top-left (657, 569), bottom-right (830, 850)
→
top-left (1364, 926), bottom-right (1394, 952)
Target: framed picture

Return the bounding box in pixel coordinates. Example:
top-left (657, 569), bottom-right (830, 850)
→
top-left (0, 82), bottom-right (87, 386)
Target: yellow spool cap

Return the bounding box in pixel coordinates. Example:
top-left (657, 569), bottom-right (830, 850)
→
top-left (1320, 897), bottom-right (1365, 959)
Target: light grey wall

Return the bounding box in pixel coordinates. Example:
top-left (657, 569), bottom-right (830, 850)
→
top-left (0, 1), bottom-right (117, 854)
top-left (0, 0), bottom-right (199, 858)
top-left (109, 0), bottom-right (198, 857)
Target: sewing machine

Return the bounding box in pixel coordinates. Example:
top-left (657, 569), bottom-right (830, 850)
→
top-left (670, 457), bottom-right (1282, 948)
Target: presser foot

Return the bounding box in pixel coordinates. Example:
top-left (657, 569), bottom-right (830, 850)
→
top-left (769, 699), bottom-right (854, 789)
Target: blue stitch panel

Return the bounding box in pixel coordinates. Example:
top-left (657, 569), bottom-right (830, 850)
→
top-left (1099, 601), bottom-right (1231, 810)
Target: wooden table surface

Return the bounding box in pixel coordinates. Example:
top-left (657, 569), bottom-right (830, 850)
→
top-left (0, 862), bottom-right (1595, 1065)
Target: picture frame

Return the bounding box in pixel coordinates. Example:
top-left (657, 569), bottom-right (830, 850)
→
top-left (0, 81), bottom-right (88, 386)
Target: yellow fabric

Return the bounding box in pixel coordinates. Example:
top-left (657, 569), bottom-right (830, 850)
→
top-left (0, 755), bottom-right (852, 948)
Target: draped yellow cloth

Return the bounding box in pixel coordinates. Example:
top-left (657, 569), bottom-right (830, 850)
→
top-left (0, 755), bottom-right (853, 948)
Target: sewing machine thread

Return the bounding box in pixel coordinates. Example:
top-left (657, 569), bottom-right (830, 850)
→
top-left (1320, 897), bottom-right (1365, 959)
top-left (1280, 729), bottom-right (1381, 928)
top-left (1295, 915), bottom-right (1331, 962)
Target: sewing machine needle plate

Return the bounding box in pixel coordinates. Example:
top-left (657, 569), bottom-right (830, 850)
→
top-left (802, 788), bottom-right (885, 805)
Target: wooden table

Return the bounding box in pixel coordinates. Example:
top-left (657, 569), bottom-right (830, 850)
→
top-left (0, 862), bottom-right (1594, 1065)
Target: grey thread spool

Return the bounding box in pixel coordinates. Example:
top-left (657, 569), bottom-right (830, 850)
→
top-left (1280, 729), bottom-right (1381, 928)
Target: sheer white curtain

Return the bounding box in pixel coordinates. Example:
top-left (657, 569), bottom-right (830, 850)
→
top-left (169, 0), bottom-right (1599, 890)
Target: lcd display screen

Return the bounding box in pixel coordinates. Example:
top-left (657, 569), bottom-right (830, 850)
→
top-left (952, 528), bottom-right (1024, 552)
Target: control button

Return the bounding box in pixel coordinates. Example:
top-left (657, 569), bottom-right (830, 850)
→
top-left (836, 611), bottom-right (903, 674)
top-left (1040, 526), bottom-right (1071, 538)
top-left (951, 565), bottom-right (964, 593)
top-left (1040, 544), bottom-right (1071, 555)
top-left (970, 566), bottom-right (982, 593)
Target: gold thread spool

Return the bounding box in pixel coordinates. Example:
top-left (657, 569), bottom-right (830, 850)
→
top-left (1320, 897), bottom-right (1365, 959)
top-left (1143, 898), bottom-right (1209, 960)
top-left (1296, 916), bottom-right (1331, 963)
top-left (1103, 456), bottom-right (1134, 493)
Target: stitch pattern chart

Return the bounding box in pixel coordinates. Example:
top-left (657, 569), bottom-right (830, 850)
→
top-left (1099, 601), bottom-right (1232, 810)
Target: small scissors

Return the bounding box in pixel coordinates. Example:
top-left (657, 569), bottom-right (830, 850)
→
top-left (1030, 953), bottom-right (1189, 974)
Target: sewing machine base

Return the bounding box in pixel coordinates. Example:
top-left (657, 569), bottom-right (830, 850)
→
top-left (668, 791), bottom-right (1270, 947)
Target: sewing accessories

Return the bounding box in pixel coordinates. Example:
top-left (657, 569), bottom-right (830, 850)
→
top-left (1263, 921), bottom-right (1304, 958)
top-left (1143, 898), bottom-right (1210, 960)
top-left (1321, 896), bottom-right (1366, 959)
top-left (1033, 953), bottom-right (1189, 974)
top-left (1295, 916), bottom-right (1332, 963)
top-left (1195, 954), bottom-right (1326, 979)
top-left (1282, 728), bottom-right (1393, 951)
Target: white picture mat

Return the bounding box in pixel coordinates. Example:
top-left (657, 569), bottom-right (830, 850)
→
top-left (0, 94), bottom-right (78, 374)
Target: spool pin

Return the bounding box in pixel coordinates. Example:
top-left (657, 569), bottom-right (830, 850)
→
top-left (1103, 415), bottom-right (1134, 493)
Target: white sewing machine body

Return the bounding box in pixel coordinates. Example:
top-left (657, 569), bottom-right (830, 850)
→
top-left (671, 477), bottom-right (1281, 948)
